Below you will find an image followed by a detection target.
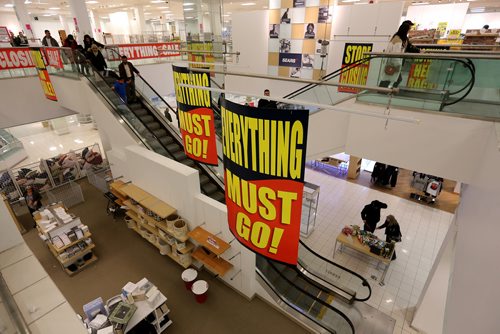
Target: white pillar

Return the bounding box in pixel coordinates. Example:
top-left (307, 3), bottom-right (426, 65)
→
top-left (13, 0), bottom-right (36, 40)
top-left (59, 15), bottom-right (70, 35)
top-left (89, 10), bottom-right (103, 39)
top-left (134, 6), bottom-right (147, 35)
top-left (68, 0), bottom-right (93, 39)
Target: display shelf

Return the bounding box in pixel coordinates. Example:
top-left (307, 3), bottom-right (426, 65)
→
top-left (49, 243), bottom-right (95, 267)
top-left (166, 251), bottom-right (191, 269)
top-left (158, 320), bottom-right (173, 332)
top-left (110, 180), bottom-right (128, 202)
top-left (63, 254), bottom-right (98, 276)
top-left (121, 184), bottom-right (151, 202)
top-left (174, 241), bottom-right (195, 254)
top-left (50, 232), bottom-right (92, 253)
top-left (150, 202), bottom-right (176, 219)
top-left (188, 226), bottom-right (230, 255)
top-left (191, 247), bottom-right (233, 276)
top-left (152, 309), bottom-right (170, 326)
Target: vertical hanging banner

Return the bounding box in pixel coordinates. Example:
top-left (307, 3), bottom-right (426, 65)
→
top-left (338, 43), bottom-right (373, 93)
top-left (172, 65), bottom-right (218, 165)
top-left (221, 98), bottom-right (309, 265)
top-left (30, 48), bottom-right (57, 101)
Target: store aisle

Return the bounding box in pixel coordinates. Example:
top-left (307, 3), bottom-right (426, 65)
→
top-left (304, 167), bottom-right (453, 334)
top-left (22, 180), bottom-right (307, 334)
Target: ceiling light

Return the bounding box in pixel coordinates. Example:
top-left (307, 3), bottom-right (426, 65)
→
top-left (151, 0), bottom-right (163, 3)
top-left (184, 8), bottom-right (193, 11)
top-left (24, 0), bottom-right (32, 3)
top-left (86, 0), bottom-right (98, 3)
top-left (5, 4), bottom-right (14, 7)
top-left (183, 2), bottom-right (194, 5)
top-left (159, 6), bottom-right (169, 8)
top-left (412, 1), bottom-right (430, 4)
top-left (341, 0), bottom-right (360, 2)
top-left (241, 2), bottom-right (256, 5)
top-left (354, 2), bottom-right (368, 4)
top-left (49, 7), bottom-right (60, 9)
top-left (186, 16), bottom-right (194, 19)
top-left (470, 6), bottom-right (485, 12)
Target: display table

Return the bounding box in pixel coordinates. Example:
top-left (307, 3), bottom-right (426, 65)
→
top-left (312, 155), bottom-right (349, 175)
top-left (333, 232), bottom-right (393, 286)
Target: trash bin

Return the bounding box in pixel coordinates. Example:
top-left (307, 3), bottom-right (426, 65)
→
top-left (181, 268), bottom-right (198, 290)
top-left (191, 280), bottom-right (209, 303)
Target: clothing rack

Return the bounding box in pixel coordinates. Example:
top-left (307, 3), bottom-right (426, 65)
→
top-left (371, 162), bottom-right (399, 187)
top-left (410, 172), bottom-right (443, 204)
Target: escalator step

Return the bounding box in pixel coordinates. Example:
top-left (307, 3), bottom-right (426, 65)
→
top-left (200, 175), bottom-right (210, 185)
top-left (128, 103), bottom-right (143, 111)
top-left (146, 122), bottom-right (161, 131)
top-left (179, 159), bottom-right (195, 167)
top-left (201, 183), bottom-right (217, 195)
top-left (134, 108), bottom-right (149, 117)
top-left (139, 115), bottom-right (154, 123)
top-left (152, 129), bottom-right (167, 138)
top-left (160, 136), bottom-right (174, 146)
top-left (210, 191), bottom-right (225, 203)
top-left (166, 143), bottom-right (181, 153)
top-left (173, 151), bottom-right (187, 161)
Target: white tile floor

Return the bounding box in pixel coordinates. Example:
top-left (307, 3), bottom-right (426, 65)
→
top-left (303, 167), bottom-right (454, 334)
top-left (8, 116), bottom-right (103, 168)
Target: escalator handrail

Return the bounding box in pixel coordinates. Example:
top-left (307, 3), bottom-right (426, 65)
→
top-left (263, 258), bottom-right (355, 334)
top-left (104, 47), bottom-right (178, 116)
top-left (299, 240), bottom-right (372, 302)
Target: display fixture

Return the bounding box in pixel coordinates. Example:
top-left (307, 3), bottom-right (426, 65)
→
top-left (347, 156), bottom-right (362, 180)
top-left (188, 226), bottom-right (233, 277)
top-left (34, 202), bottom-right (97, 276)
top-left (301, 182), bottom-right (319, 238)
top-left (121, 183), bottom-right (194, 269)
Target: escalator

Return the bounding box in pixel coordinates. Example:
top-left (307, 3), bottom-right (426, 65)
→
top-left (83, 58), bottom-right (225, 203)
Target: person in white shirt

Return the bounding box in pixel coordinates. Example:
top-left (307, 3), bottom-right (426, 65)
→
top-left (41, 30), bottom-right (59, 47)
top-left (118, 55), bottom-right (140, 103)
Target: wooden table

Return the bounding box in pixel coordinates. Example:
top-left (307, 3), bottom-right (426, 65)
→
top-left (333, 232), bottom-right (393, 286)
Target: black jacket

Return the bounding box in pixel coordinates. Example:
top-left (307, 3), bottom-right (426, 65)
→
top-left (42, 36), bottom-right (59, 47)
top-left (379, 220), bottom-right (402, 242)
top-left (361, 200), bottom-right (388, 227)
top-left (258, 98), bottom-right (278, 109)
top-left (86, 50), bottom-right (107, 71)
top-left (118, 61), bottom-right (139, 80)
top-left (83, 38), bottom-right (104, 51)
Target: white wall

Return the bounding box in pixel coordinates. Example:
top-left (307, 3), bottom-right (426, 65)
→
top-left (0, 77), bottom-right (76, 129)
top-left (0, 11), bottom-right (21, 34)
top-left (136, 62), bottom-right (176, 98)
top-left (462, 12), bottom-right (500, 32)
top-left (0, 199), bottom-right (23, 251)
top-left (107, 146), bottom-right (256, 298)
top-left (405, 3), bottom-right (469, 31)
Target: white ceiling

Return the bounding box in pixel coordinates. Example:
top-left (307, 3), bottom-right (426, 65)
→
top-left (0, 0), bottom-right (499, 23)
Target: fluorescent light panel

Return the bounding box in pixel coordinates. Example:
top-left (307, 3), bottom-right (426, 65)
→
top-left (241, 2), bottom-right (256, 5)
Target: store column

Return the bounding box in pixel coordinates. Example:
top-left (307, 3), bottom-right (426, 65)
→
top-left (134, 6), bottom-right (147, 37)
top-left (68, 0), bottom-right (93, 38)
top-left (12, 0), bottom-right (36, 41)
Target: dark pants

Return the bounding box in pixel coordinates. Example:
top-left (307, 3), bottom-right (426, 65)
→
top-left (363, 222), bottom-right (377, 233)
top-left (126, 78), bottom-right (136, 103)
top-left (386, 236), bottom-right (397, 260)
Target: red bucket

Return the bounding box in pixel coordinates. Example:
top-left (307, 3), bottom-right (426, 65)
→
top-left (191, 280), bottom-right (209, 303)
top-left (181, 268), bottom-right (198, 290)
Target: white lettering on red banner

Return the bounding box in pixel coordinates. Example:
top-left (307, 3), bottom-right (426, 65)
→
top-left (117, 43), bottom-right (181, 60)
top-left (0, 48), bottom-right (35, 70)
top-left (44, 48), bottom-right (63, 69)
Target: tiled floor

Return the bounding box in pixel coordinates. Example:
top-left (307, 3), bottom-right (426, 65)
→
top-left (303, 167), bottom-right (453, 334)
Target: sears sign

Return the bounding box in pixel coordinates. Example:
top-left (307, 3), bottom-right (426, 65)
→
top-left (279, 53), bottom-right (302, 67)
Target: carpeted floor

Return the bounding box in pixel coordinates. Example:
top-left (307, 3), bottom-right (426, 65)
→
top-left (21, 180), bottom-right (309, 334)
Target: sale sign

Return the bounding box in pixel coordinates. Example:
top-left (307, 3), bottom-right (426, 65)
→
top-left (172, 65), bottom-right (218, 165)
top-left (220, 98), bottom-right (309, 265)
top-left (115, 42), bottom-right (181, 60)
top-left (44, 48), bottom-right (63, 69)
top-left (338, 43), bottom-right (373, 93)
top-left (30, 48), bottom-right (57, 101)
top-left (406, 59), bottom-right (437, 89)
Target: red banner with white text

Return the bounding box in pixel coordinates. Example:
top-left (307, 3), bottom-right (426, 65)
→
top-left (0, 48), bottom-right (35, 70)
top-left (115, 43), bottom-right (181, 60)
top-left (44, 48), bottom-right (63, 69)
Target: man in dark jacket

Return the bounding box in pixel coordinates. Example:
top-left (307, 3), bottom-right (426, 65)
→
top-left (258, 89), bottom-right (278, 109)
top-left (118, 55), bottom-right (140, 103)
top-left (361, 200), bottom-right (388, 233)
top-left (86, 44), bottom-right (107, 72)
top-left (41, 30), bottom-right (59, 47)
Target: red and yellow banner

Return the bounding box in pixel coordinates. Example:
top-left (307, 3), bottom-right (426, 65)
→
top-left (116, 42), bottom-right (181, 60)
top-left (187, 41), bottom-right (215, 74)
top-left (172, 65), bottom-right (218, 165)
top-left (0, 48), bottom-right (35, 70)
top-left (30, 48), bottom-right (57, 101)
top-left (338, 43), bottom-right (373, 93)
top-left (44, 47), bottom-right (63, 69)
top-left (221, 98), bottom-right (309, 265)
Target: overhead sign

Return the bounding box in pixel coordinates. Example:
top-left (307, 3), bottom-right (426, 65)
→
top-left (187, 41), bottom-right (215, 72)
top-left (172, 65), bottom-right (218, 165)
top-left (30, 48), bottom-right (57, 101)
top-left (221, 98), bottom-right (309, 265)
top-left (114, 42), bottom-right (181, 60)
top-left (338, 43), bottom-right (373, 93)
top-left (278, 53), bottom-right (302, 67)
top-left (0, 48), bottom-right (35, 70)
top-left (44, 48), bottom-right (63, 69)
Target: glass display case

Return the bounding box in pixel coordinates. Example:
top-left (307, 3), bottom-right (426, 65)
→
top-left (0, 129), bottom-right (27, 171)
top-left (300, 181), bottom-right (320, 237)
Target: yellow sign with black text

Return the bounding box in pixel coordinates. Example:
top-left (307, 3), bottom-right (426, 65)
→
top-left (338, 43), bottom-right (373, 93)
top-left (30, 48), bottom-right (57, 101)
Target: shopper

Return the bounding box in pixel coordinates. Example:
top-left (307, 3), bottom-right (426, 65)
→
top-left (42, 30), bottom-right (59, 47)
top-left (258, 89), bottom-right (278, 109)
top-left (112, 78), bottom-right (128, 104)
top-left (361, 200), bottom-right (388, 233)
top-left (86, 44), bottom-right (107, 72)
top-left (83, 34), bottom-right (104, 52)
top-left (377, 214), bottom-right (402, 260)
top-left (25, 186), bottom-right (42, 227)
top-left (118, 55), bottom-right (140, 103)
top-left (379, 20), bottom-right (419, 88)
top-left (63, 34), bottom-right (78, 50)
top-left (75, 45), bottom-right (90, 75)
top-left (17, 32), bottom-right (28, 46)
top-left (480, 24), bottom-right (489, 34)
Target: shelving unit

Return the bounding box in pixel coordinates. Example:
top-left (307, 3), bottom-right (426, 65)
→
top-left (34, 202), bottom-right (97, 276)
top-left (109, 180), bottom-right (128, 206)
top-left (121, 183), bottom-right (194, 269)
top-left (188, 226), bottom-right (233, 276)
top-left (347, 156), bottom-right (362, 180)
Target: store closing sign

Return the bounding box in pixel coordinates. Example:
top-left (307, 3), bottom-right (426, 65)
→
top-left (44, 48), bottom-right (63, 69)
top-left (0, 48), bottom-right (35, 70)
top-left (30, 48), bottom-right (57, 101)
top-left (172, 65), bottom-right (218, 165)
top-left (221, 99), bottom-right (309, 265)
top-left (338, 43), bottom-right (373, 93)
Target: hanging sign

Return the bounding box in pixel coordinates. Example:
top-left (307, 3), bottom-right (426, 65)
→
top-left (0, 48), bottom-right (35, 69)
top-left (114, 42), bottom-right (181, 60)
top-left (220, 98), bottom-right (309, 265)
top-left (406, 58), bottom-right (437, 89)
top-left (172, 65), bottom-right (218, 165)
top-left (30, 48), bottom-right (57, 101)
top-left (338, 43), bottom-right (373, 93)
top-left (44, 47), bottom-right (63, 69)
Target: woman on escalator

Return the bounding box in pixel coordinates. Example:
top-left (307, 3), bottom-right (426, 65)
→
top-left (379, 20), bottom-right (419, 88)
